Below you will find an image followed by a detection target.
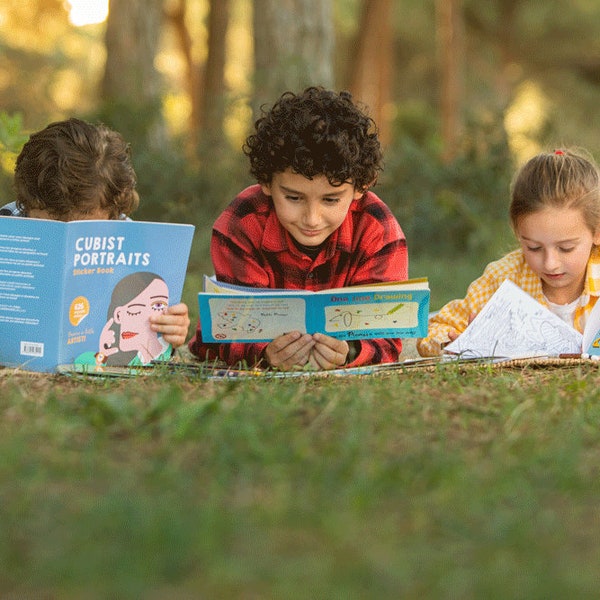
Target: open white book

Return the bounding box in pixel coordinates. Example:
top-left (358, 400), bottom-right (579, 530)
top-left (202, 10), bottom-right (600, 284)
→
top-left (443, 279), bottom-right (600, 360)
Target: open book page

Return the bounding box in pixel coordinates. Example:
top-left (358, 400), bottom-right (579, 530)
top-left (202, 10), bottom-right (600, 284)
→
top-left (202, 275), bottom-right (287, 294)
top-left (202, 274), bottom-right (429, 294)
top-left (443, 279), bottom-right (583, 360)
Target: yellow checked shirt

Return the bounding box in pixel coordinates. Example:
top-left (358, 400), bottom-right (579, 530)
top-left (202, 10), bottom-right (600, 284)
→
top-left (417, 247), bottom-right (600, 357)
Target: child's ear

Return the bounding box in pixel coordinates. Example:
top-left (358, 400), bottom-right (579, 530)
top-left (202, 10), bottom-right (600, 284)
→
top-left (354, 178), bottom-right (377, 200)
top-left (261, 182), bottom-right (272, 197)
top-left (593, 228), bottom-right (600, 246)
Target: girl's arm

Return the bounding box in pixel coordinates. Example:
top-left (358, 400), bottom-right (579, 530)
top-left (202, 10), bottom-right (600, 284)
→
top-left (417, 266), bottom-right (506, 357)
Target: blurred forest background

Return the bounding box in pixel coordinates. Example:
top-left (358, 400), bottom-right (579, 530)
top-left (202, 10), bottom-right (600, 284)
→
top-left (1, 0), bottom-right (600, 310)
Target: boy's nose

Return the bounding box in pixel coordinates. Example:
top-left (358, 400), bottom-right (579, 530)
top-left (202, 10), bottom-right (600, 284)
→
top-left (303, 205), bottom-right (321, 226)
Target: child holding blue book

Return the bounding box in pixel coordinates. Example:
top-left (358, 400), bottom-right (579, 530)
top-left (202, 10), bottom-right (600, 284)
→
top-left (1, 118), bottom-right (190, 351)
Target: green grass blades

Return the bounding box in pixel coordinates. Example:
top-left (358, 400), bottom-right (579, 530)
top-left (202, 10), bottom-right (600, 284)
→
top-left (1, 365), bottom-right (600, 597)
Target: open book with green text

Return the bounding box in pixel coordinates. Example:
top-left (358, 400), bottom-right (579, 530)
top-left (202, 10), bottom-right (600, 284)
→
top-left (198, 275), bottom-right (430, 343)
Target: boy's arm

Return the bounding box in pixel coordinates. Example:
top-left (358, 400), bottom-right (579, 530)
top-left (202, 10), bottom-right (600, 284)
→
top-left (347, 236), bottom-right (408, 286)
top-left (344, 337), bottom-right (403, 367)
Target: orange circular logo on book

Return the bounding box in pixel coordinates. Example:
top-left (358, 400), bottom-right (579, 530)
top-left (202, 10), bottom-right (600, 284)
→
top-left (69, 296), bottom-right (90, 326)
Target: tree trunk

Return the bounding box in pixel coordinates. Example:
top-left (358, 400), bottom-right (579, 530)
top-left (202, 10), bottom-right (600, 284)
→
top-left (252, 0), bottom-right (334, 116)
top-left (199, 0), bottom-right (230, 146)
top-left (436, 0), bottom-right (464, 163)
top-left (348, 0), bottom-right (395, 146)
top-left (165, 0), bottom-right (202, 150)
top-left (496, 0), bottom-right (520, 106)
top-left (101, 0), bottom-right (165, 148)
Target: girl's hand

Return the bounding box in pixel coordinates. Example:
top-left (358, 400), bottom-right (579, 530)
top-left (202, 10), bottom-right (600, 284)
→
top-left (308, 333), bottom-right (349, 370)
top-left (437, 312), bottom-right (477, 352)
top-left (446, 313), bottom-right (476, 344)
top-left (150, 303), bottom-right (190, 348)
top-left (447, 329), bottom-right (460, 343)
top-left (418, 329), bottom-right (461, 357)
top-left (264, 331), bottom-right (315, 370)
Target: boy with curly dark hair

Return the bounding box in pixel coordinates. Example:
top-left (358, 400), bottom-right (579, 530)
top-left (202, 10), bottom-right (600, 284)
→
top-left (189, 87), bottom-right (408, 370)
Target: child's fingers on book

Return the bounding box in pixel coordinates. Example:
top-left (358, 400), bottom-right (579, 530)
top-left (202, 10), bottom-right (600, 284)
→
top-left (265, 334), bottom-right (314, 369)
top-left (311, 343), bottom-right (347, 369)
top-left (166, 302), bottom-right (188, 314)
top-left (151, 319), bottom-right (188, 333)
top-left (313, 333), bottom-right (349, 355)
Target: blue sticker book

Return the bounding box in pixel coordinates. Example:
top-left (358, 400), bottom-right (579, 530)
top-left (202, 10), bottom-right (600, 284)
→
top-left (0, 217), bottom-right (194, 372)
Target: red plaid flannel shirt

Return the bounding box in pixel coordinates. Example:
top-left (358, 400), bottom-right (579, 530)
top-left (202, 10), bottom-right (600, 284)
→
top-left (188, 185), bottom-right (408, 367)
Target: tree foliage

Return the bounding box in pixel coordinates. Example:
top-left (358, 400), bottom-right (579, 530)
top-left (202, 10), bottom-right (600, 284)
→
top-left (0, 0), bottom-right (599, 258)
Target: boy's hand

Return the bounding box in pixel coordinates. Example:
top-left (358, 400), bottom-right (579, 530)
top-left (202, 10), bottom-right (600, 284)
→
top-left (150, 303), bottom-right (190, 349)
top-left (308, 333), bottom-right (349, 370)
top-left (264, 331), bottom-right (315, 370)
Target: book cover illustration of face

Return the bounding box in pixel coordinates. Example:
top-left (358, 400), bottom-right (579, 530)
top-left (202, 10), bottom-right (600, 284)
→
top-left (75, 272), bottom-right (171, 368)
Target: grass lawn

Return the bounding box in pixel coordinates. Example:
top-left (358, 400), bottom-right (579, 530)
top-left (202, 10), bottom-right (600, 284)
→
top-left (2, 359), bottom-right (600, 598)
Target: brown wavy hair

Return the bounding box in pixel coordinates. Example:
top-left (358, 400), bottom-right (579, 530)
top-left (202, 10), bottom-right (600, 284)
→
top-left (14, 118), bottom-right (139, 220)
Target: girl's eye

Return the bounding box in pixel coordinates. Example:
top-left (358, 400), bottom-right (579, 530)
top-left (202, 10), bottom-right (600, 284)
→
top-left (559, 247), bottom-right (575, 253)
top-left (285, 195), bottom-right (300, 202)
top-left (323, 197), bottom-right (340, 205)
top-left (151, 301), bottom-right (168, 311)
top-left (527, 246), bottom-right (541, 252)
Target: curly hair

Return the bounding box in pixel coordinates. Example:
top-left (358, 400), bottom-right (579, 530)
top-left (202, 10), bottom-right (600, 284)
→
top-left (244, 87), bottom-right (383, 190)
top-left (14, 118), bottom-right (139, 220)
top-left (510, 148), bottom-right (600, 233)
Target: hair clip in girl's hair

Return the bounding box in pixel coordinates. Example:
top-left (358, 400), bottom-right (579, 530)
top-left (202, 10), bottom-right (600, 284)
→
top-left (554, 149), bottom-right (565, 155)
